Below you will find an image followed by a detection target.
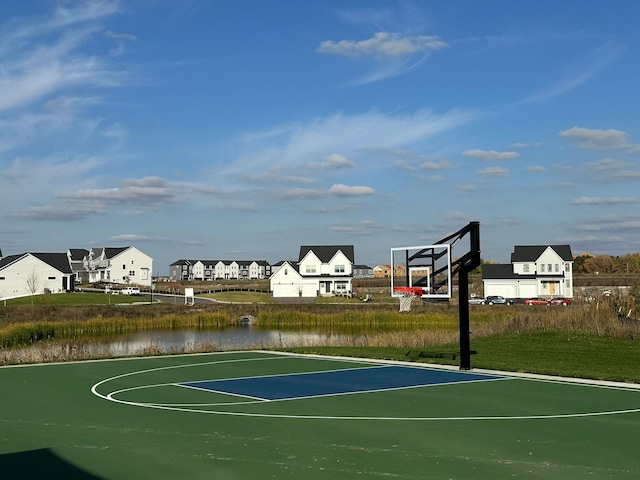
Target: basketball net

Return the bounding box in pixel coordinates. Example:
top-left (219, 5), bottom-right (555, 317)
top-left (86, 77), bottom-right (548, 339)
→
top-left (399, 294), bottom-right (414, 312)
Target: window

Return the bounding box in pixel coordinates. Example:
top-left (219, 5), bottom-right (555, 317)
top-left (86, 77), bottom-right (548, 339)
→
top-left (129, 271), bottom-right (135, 277)
top-left (547, 264), bottom-right (552, 272)
top-left (554, 264), bottom-right (559, 272)
top-left (284, 268), bottom-right (288, 275)
top-left (523, 264), bottom-right (530, 273)
top-left (0, 277), bottom-right (5, 280)
top-left (335, 265), bottom-right (345, 273)
top-left (123, 264), bottom-right (126, 269)
top-left (565, 264), bottom-right (570, 272)
top-left (540, 264), bottom-right (545, 272)
top-left (48, 276), bottom-right (56, 280)
top-left (305, 265), bottom-right (317, 274)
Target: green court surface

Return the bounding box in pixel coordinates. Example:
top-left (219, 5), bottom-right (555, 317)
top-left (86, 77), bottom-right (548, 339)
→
top-left (1, 351), bottom-right (640, 479)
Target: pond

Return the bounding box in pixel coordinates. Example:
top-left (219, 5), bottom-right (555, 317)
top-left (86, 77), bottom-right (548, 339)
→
top-left (103, 327), bottom-right (353, 356)
top-left (1, 327), bottom-right (358, 363)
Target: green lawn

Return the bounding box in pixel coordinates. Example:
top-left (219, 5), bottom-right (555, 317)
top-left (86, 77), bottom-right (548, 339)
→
top-left (282, 331), bottom-right (640, 384)
top-left (2, 292), bottom-right (149, 307)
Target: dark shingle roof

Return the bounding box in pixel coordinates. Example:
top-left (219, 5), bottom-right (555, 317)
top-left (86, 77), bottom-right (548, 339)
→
top-left (68, 248), bottom-right (89, 261)
top-left (0, 253), bottom-right (71, 273)
top-left (0, 254), bottom-right (23, 270)
top-left (482, 264), bottom-right (521, 280)
top-left (511, 245), bottom-right (573, 262)
top-left (31, 253), bottom-right (72, 273)
top-left (298, 245), bottom-right (354, 263)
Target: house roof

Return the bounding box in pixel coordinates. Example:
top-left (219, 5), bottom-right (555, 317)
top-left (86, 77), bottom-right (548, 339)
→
top-left (511, 245), bottom-right (573, 262)
top-left (0, 254), bottom-right (22, 270)
top-left (102, 247), bottom-right (130, 259)
top-left (298, 245), bottom-right (355, 263)
top-left (353, 264), bottom-right (372, 269)
top-left (68, 248), bottom-right (89, 261)
top-left (0, 253), bottom-right (72, 274)
top-left (32, 253), bottom-right (73, 273)
top-left (482, 264), bottom-right (524, 280)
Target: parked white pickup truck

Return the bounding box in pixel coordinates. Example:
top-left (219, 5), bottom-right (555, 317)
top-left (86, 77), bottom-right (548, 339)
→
top-left (120, 287), bottom-right (140, 296)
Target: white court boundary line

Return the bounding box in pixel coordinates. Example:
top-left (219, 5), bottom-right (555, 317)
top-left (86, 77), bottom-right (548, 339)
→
top-left (91, 351), bottom-right (640, 421)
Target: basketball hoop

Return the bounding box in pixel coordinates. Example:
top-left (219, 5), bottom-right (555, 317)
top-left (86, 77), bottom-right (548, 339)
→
top-left (399, 294), bottom-right (414, 312)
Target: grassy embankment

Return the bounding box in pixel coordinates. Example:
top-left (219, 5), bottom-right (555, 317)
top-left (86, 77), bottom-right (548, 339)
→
top-left (0, 292), bottom-right (638, 383)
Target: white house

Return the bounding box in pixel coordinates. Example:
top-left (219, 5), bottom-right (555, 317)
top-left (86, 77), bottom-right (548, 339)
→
top-left (169, 259), bottom-right (271, 281)
top-left (0, 252), bottom-right (74, 301)
top-left (270, 245), bottom-right (355, 298)
top-left (482, 245), bottom-right (573, 299)
top-left (81, 246), bottom-right (153, 287)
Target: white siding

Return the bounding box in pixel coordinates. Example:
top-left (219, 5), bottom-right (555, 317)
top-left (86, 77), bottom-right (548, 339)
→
top-left (0, 255), bottom-right (70, 300)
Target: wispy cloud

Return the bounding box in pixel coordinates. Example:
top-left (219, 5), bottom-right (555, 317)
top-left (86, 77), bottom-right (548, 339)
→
top-left (318, 32), bottom-right (447, 58)
top-left (307, 153), bottom-right (355, 169)
top-left (318, 31), bottom-right (448, 85)
top-left (419, 160), bottom-right (453, 170)
top-left (463, 149), bottom-right (519, 161)
top-left (328, 220), bottom-right (382, 235)
top-left (571, 196), bottom-right (637, 205)
top-left (518, 42), bottom-right (624, 104)
top-left (231, 109), bottom-right (474, 177)
top-left (477, 166), bottom-right (509, 177)
top-left (56, 176), bottom-right (177, 205)
top-left (273, 184), bottom-right (374, 200)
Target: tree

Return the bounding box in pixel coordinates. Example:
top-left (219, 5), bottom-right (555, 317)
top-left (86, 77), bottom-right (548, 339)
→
top-left (25, 269), bottom-right (40, 306)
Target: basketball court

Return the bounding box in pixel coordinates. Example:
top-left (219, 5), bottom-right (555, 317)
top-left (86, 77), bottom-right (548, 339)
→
top-left (1, 350), bottom-right (640, 479)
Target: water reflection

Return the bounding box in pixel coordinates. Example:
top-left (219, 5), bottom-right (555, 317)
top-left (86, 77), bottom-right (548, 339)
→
top-left (104, 327), bottom-right (350, 356)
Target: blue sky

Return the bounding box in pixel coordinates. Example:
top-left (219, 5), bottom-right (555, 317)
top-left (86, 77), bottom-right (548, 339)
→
top-left (2, 0), bottom-right (640, 273)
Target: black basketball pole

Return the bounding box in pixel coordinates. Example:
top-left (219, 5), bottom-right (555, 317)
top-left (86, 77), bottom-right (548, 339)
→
top-left (458, 221), bottom-right (480, 370)
top-left (458, 267), bottom-right (472, 370)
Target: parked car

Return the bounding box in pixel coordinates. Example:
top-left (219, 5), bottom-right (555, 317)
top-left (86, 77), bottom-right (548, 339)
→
top-left (548, 297), bottom-right (572, 306)
top-left (486, 295), bottom-right (511, 305)
top-left (524, 297), bottom-right (548, 306)
top-left (468, 296), bottom-right (486, 305)
top-left (120, 287), bottom-right (140, 296)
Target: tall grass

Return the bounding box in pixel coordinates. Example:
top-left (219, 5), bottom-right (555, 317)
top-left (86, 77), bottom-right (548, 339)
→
top-left (1, 300), bottom-right (637, 366)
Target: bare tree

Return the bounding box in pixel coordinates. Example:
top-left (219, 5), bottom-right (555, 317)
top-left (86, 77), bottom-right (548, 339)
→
top-left (25, 269), bottom-right (40, 306)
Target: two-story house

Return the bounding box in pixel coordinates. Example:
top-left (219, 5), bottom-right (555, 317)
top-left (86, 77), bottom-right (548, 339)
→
top-left (270, 245), bottom-right (355, 298)
top-left (482, 245), bottom-right (573, 300)
top-left (81, 246), bottom-right (153, 287)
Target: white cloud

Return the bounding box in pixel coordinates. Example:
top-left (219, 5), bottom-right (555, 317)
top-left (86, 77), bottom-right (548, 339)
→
top-left (559, 126), bottom-right (630, 150)
top-left (273, 184), bottom-right (374, 200)
top-left (110, 234), bottom-right (154, 242)
top-left (15, 203), bottom-right (105, 221)
top-left (329, 184), bottom-right (375, 197)
top-left (419, 160), bottom-right (453, 170)
top-left (317, 32), bottom-right (448, 59)
top-left (463, 149), bottom-right (519, 161)
top-left (571, 196), bottom-right (637, 205)
top-left (477, 167), bottom-right (509, 177)
top-left (56, 176), bottom-right (178, 206)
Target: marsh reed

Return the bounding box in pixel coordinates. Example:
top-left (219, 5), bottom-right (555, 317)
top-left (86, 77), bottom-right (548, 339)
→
top-left (1, 300), bottom-right (637, 365)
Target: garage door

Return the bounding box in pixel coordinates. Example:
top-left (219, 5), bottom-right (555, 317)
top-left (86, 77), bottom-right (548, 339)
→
top-left (485, 282), bottom-right (517, 299)
top-left (273, 284), bottom-right (300, 298)
top-left (301, 283), bottom-right (318, 298)
top-left (517, 282), bottom-right (537, 299)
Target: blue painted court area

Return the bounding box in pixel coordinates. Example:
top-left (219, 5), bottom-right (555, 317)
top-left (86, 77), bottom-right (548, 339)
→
top-left (181, 365), bottom-right (503, 401)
